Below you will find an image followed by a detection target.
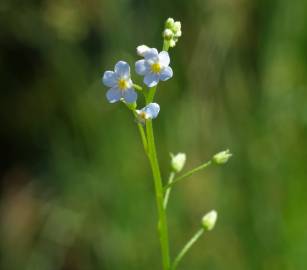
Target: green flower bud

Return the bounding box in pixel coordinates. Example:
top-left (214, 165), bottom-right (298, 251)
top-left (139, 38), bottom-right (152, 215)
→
top-left (169, 39), bottom-right (176, 48)
top-left (163, 18), bottom-right (182, 48)
top-left (171, 152), bottom-right (186, 173)
top-left (212, 149), bottom-right (232, 164)
top-left (165, 18), bottom-right (175, 29)
top-left (173, 21), bottom-right (181, 33)
top-left (201, 210), bottom-right (218, 231)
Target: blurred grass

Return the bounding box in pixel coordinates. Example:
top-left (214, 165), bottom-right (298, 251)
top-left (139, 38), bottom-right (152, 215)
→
top-left (1, 0), bottom-right (307, 269)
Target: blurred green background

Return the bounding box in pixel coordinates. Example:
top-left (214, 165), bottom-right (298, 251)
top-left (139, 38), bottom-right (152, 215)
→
top-left (1, 0), bottom-right (307, 269)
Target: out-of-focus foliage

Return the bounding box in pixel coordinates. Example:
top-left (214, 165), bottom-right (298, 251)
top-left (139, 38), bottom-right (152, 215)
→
top-left (1, 0), bottom-right (307, 269)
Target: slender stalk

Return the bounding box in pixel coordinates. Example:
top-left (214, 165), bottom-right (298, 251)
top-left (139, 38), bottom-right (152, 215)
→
top-left (163, 171), bottom-right (175, 209)
top-left (164, 160), bottom-right (212, 190)
top-left (132, 110), bottom-right (148, 154)
top-left (143, 42), bottom-right (170, 269)
top-left (146, 119), bottom-right (171, 270)
top-left (172, 228), bottom-right (205, 270)
top-left (163, 40), bottom-right (170, 51)
top-left (146, 86), bottom-right (157, 104)
top-left (137, 122), bottom-right (148, 154)
top-left (133, 83), bottom-right (143, 91)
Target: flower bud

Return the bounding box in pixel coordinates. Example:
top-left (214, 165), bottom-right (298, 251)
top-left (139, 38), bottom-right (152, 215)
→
top-left (169, 39), bottom-right (176, 48)
top-left (174, 30), bottom-right (182, 38)
top-left (165, 18), bottom-right (175, 29)
top-left (163, 29), bottom-right (173, 40)
top-left (201, 210), bottom-right (218, 231)
top-left (212, 149), bottom-right (232, 164)
top-left (171, 153), bottom-right (186, 173)
top-left (163, 18), bottom-right (182, 48)
top-left (173, 21), bottom-right (181, 33)
top-left (136, 45), bottom-right (150, 57)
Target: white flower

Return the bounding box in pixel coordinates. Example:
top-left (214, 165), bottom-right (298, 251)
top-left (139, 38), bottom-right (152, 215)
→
top-left (201, 210), bottom-right (218, 231)
top-left (102, 61), bottom-right (137, 104)
top-left (171, 153), bottom-right (186, 173)
top-left (136, 103), bottom-right (160, 122)
top-left (135, 47), bottom-right (173, 87)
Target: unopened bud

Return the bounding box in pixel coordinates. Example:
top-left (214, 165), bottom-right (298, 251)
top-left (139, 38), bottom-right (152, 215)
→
top-left (212, 149), bottom-right (232, 164)
top-left (165, 18), bottom-right (175, 29)
top-left (173, 21), bottom-right (181, 32)
top-left (171, 153), bottom-right (186, 173)
top-left (136, 45), bottom-right (150, 57)
top-left (174, 29), bottom-right (182, 38)
top-left (169, 39), bottom-right (176, 48)
top-left (201, 210), bottom-right (218, 231)
top-left (163, 29), bottom-right (173, 40)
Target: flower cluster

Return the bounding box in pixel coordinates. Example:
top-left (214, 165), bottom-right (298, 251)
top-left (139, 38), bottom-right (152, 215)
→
top-left (163, 18), bottom-right (182, 48)
top-left (102, 46), bottom-right (172, 120)
top-left (104, 43), bottom-right (173, 120)
top-left (101, 18), bottom-right (182, 123)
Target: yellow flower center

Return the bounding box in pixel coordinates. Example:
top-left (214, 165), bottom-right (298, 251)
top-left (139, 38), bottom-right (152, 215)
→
top-left (151, 63), bottom-right (161, 74)
top-left (118, 78), bottom-right (128, 90)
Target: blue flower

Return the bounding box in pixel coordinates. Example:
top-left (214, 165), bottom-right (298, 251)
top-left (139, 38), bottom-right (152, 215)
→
top-left (135, 47), bottom-right (173, 87)
top-left (136, 103), bottom-right (160, 122)
top-left (102, 61), bottom-right (137, 104)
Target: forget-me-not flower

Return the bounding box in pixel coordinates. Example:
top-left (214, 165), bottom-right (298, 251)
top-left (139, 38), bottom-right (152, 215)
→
top-left (136, 103), bottom-right (160, 122)
top-left (102, 61), bottom-right (137, 104)
top-left (135, 47), bottom-right (173, 87)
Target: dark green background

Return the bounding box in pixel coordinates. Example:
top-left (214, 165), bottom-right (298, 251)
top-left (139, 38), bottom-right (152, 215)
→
top-left (1, 0), bottom-right (307, 269)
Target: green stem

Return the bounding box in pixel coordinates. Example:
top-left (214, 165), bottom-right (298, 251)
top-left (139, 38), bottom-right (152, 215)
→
top-left (163, 40), bottom-right (170, 51)
top-left (132, 111), bottom-right (148, 154)
top-left (164, 160), bottom-right (212, 191)
top-left (172, 228), bottom-right (205, 270)
top-left (163, 171), bottom-right (175, 209)
top-left (133, 83), bottom-right (143, 91)
top-left (137, 122), bottom-right (148, 154)
top-left (146, 119), bottom-right (171, 270)
top-left (146, 86), bottom-right (157, 104)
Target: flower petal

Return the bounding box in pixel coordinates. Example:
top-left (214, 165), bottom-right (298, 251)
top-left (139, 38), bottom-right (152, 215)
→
top-left (144, 103), bottom-right (160, 119)
top-left (106, 87), bottom-right (121, 103)
top-left (123, 88), bottom-right (137, 104)
top-left (135, 60), bottom-right (149, 75)
top-left (114, 61), bottom-right (130, 78)
top-left (136, 45), bottom-right (150, 56)
top-left (102, 71), bottom-right (117, 87)
top-left (160, 66), bottom-right (173, 81)
top-left (144, 73), bottom-right (159, 87)
top-left (158, 51), bottom-right (170, 67)
top-left (143, 48), bottom-right (159, 60)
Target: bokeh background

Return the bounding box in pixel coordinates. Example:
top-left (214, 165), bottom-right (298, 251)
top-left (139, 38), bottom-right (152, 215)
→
top-left (1, 0), bottom-right (307, 269)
